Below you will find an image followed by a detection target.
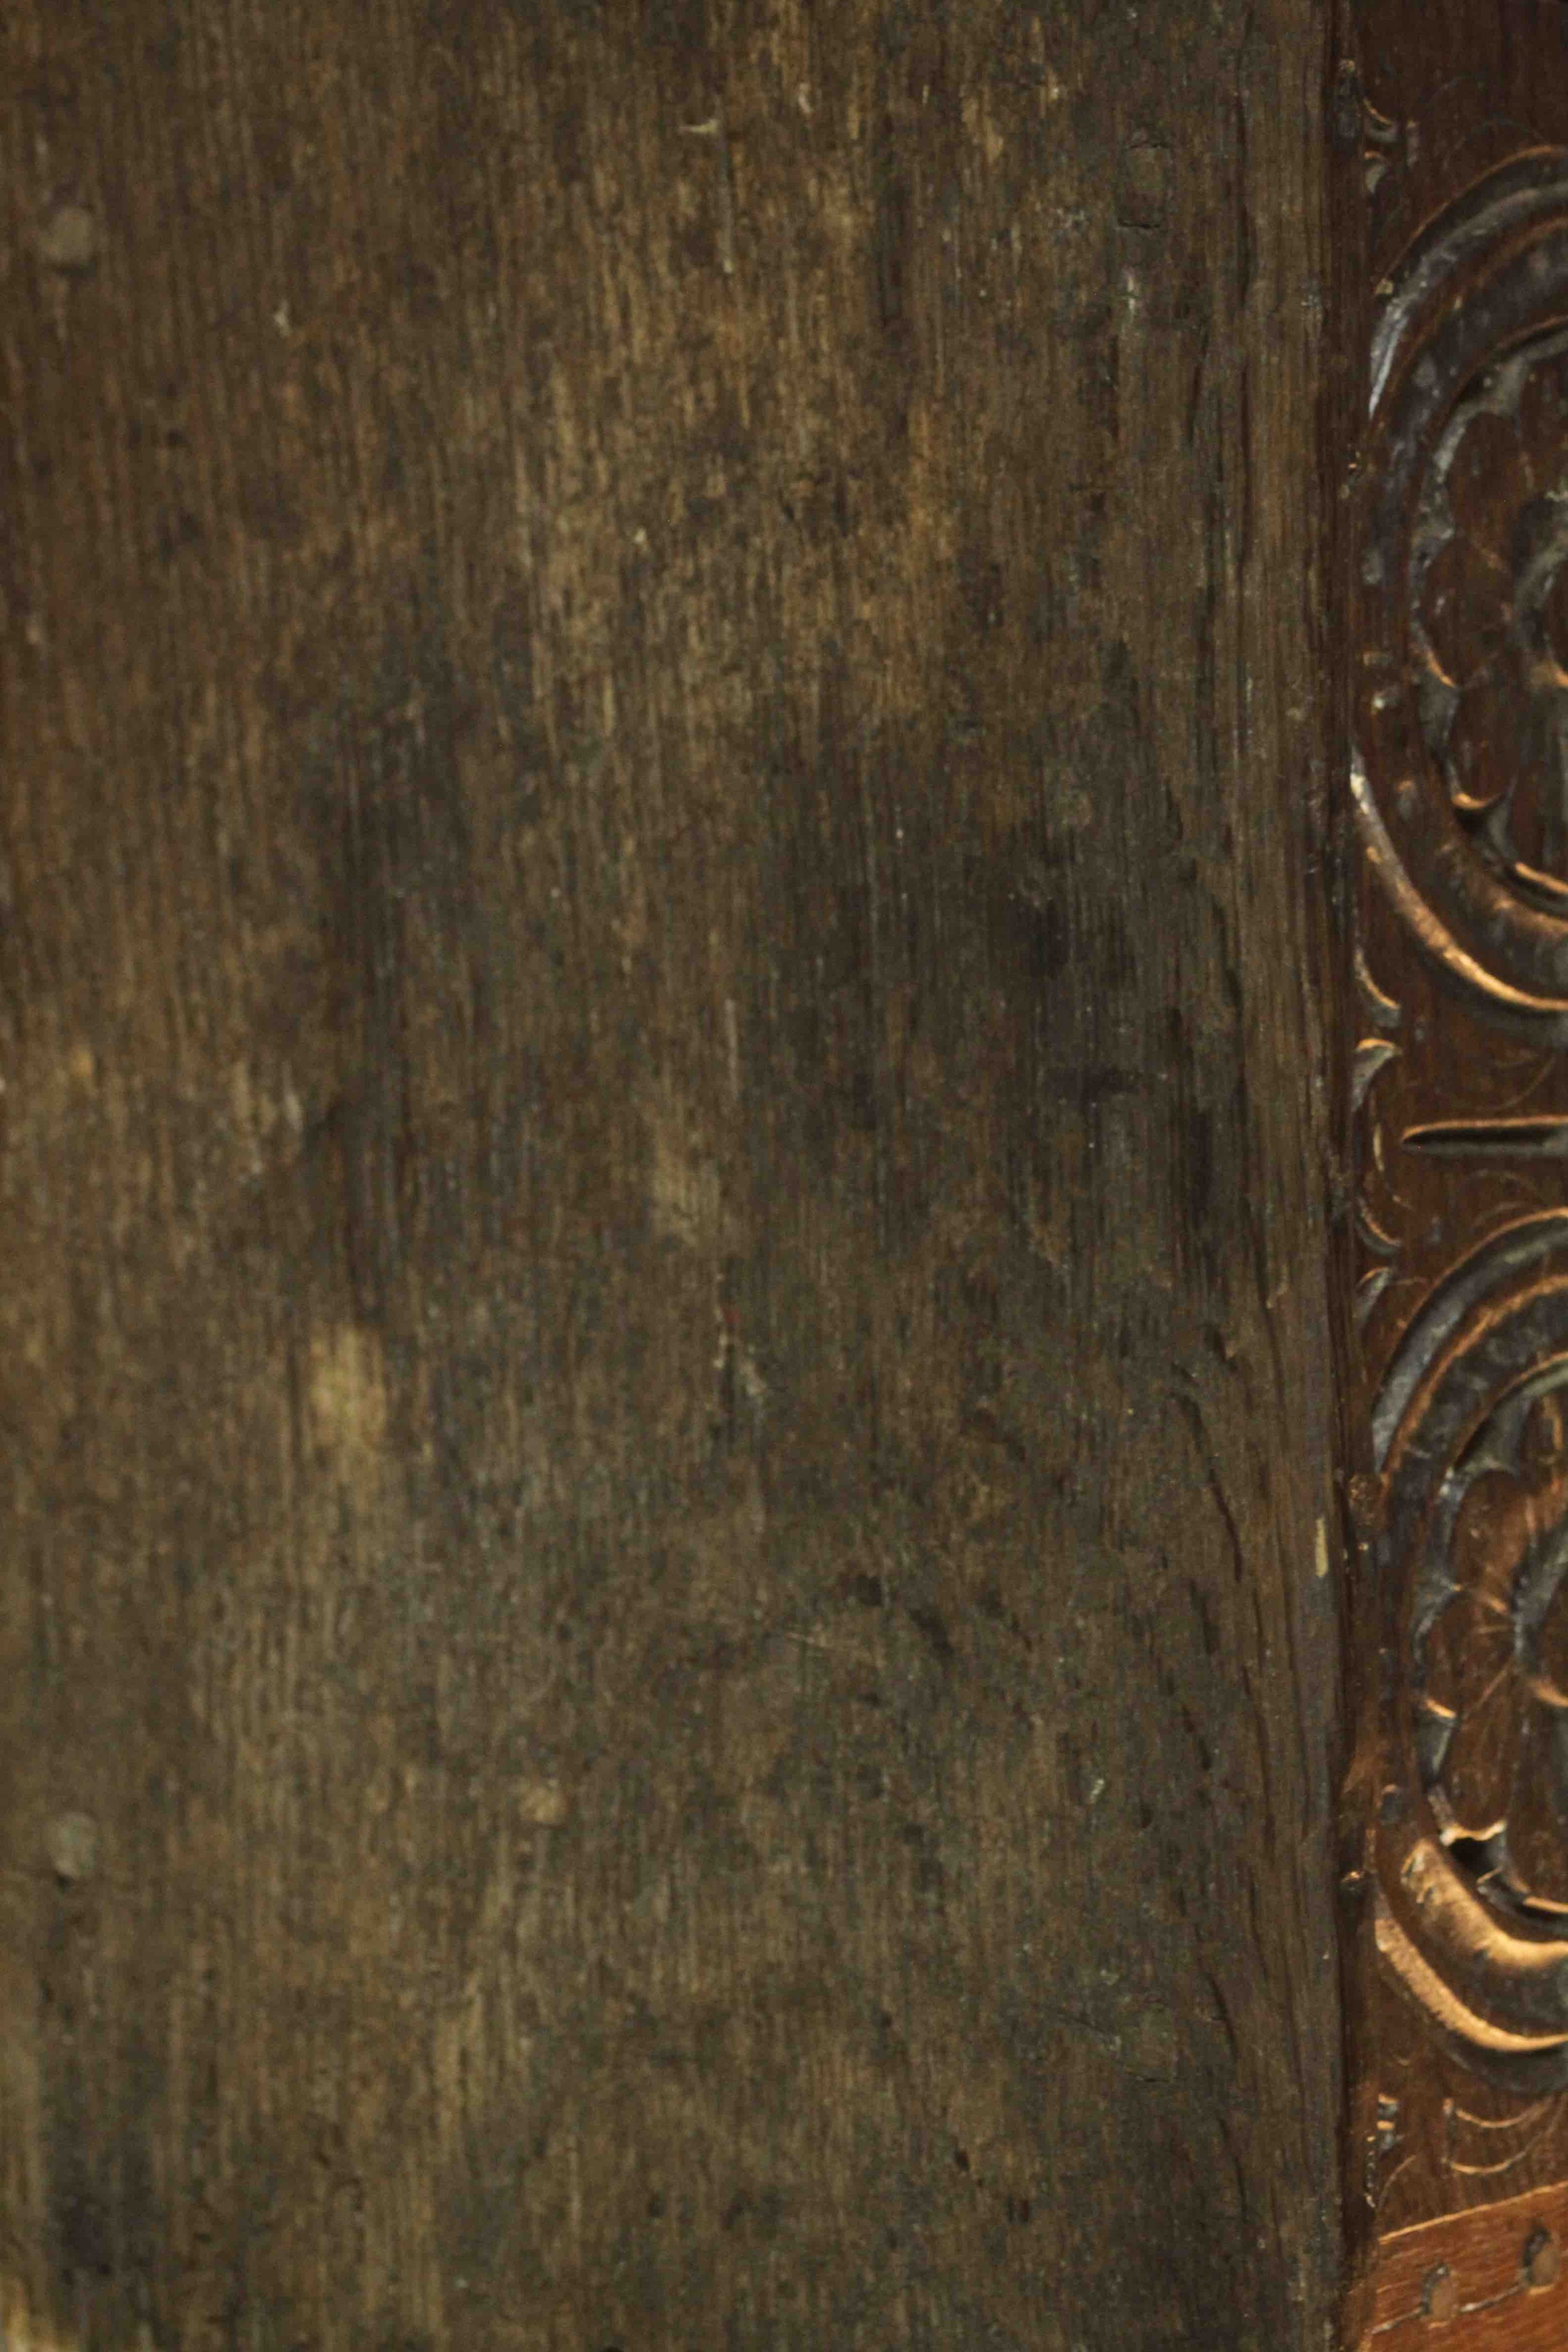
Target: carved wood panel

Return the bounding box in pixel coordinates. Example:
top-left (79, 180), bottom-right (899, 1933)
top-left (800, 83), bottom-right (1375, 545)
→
top-left (1338, 5), bottom-right (1568, 2343)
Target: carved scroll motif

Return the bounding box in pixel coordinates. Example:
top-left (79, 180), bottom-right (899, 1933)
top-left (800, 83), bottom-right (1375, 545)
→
top-left (1359, 155), bottom-right (1568, 2089)
top-left (1359, 152), bottom-right (1568, 1035)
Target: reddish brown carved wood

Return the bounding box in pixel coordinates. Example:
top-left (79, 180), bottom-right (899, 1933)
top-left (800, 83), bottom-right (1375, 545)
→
top-left (1367, 2178), bottom-right (1568, 2346)
top-left (1338, 6), bottom-right (1568, 2344)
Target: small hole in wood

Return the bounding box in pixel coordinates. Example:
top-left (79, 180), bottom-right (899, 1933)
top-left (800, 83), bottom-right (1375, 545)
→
top-left (1422, 2264), bottom-right (1459, 2325)
top-left (1523, 2225), bottom-right (1561, 2291)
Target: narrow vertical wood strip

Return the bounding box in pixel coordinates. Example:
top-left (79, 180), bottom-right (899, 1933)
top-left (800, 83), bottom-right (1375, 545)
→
top-left (1337, 5), bottom-right (1568, 2341)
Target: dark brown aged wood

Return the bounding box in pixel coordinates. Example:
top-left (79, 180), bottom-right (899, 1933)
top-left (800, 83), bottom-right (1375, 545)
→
top-left (0, 5), bottom-right (1338, 2349)
top-left (1335, 3), bottom-right (1568, 2346)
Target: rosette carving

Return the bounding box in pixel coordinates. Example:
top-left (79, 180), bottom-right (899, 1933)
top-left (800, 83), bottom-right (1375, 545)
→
top-left (1373, 1216), bottom-right (1568, 2087)
top-left (1358, 152), bottom-right (1568, 1033)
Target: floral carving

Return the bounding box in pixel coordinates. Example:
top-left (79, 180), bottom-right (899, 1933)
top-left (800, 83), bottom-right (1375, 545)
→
top-left (1359, 160), bottom-right (1568, 2079)
top-left (1422, 1394), bottom-right (1568, 1915)
top-left (1415, 327), bottom-right (1568, 903)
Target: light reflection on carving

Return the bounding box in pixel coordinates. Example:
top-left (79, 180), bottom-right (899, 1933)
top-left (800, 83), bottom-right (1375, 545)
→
top-left (1357, 155), bottom-right (1568, 1037)
top-left (1370, 1218), bottom-right (1568, 2081)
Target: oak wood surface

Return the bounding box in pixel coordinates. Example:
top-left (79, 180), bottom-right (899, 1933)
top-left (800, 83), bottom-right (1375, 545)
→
top-left (0, 5), bottom-right (1338, 2348)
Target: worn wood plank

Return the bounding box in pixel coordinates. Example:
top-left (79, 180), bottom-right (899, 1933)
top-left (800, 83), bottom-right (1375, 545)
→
top-left (0, 5), bottom-right (1338, 2348)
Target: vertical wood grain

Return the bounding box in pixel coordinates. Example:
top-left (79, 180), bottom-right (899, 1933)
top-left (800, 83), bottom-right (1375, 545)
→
top-left (0, 5), bottom-right (1338, 2348)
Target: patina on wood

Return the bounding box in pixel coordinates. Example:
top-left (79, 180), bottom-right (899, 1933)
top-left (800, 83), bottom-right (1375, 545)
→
top-left (1337, 3), bottom-right (1568, 2344)
top-left (0, 5), bottom-right (1337, 2348)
